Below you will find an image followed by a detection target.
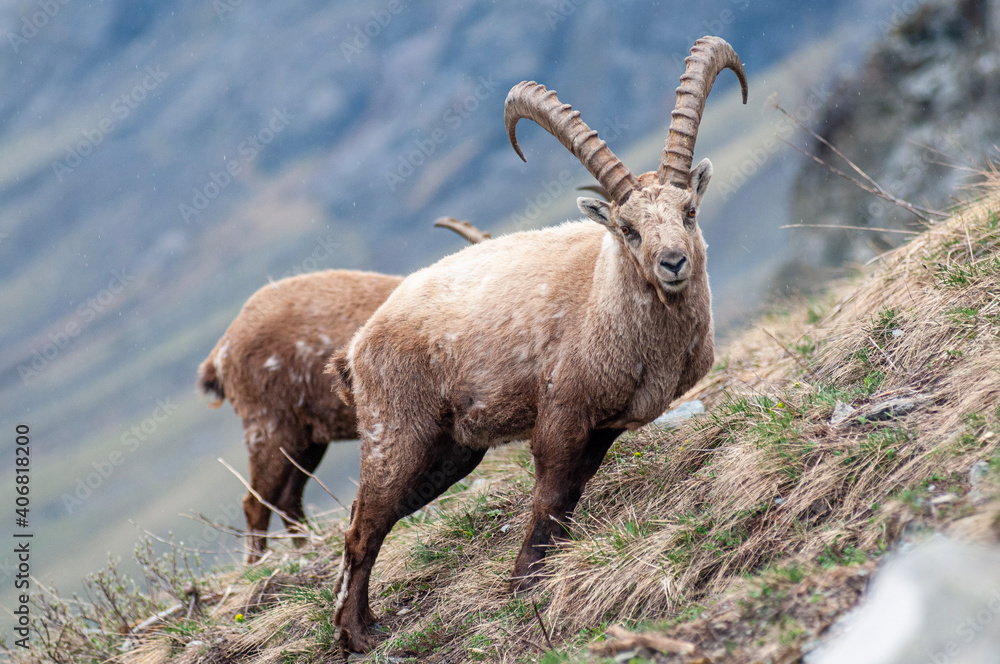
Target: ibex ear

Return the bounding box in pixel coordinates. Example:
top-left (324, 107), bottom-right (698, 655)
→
top-left (577, 197), bottom-right (614, 231)
top-left (690, 158), bottom-right (713, 205)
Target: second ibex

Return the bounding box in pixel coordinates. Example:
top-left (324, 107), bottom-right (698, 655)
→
top-left (328, 36), bottom-right (747, 651)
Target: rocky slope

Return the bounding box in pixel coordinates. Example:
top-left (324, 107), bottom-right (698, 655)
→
top-left (788, 0), bottom-right (1000, 284)
top-left (13, 149), bottom-right (1000, 664)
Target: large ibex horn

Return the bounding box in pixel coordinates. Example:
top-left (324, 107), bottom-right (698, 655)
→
top-left (659, 36), bottom-right (748, 189)
top-left (505, 82), bottom-right (639, 205)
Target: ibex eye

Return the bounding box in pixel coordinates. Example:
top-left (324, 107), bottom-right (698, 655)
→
top-left (621, 227), bottom-right (630, 235)
top-left (687, 207), bottom-right (697, 218)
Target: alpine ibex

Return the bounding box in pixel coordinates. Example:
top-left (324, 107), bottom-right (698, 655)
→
top-left (198, 219), bottom-right (488, 562)
top-left (329, 36), bottom-right (747, 651)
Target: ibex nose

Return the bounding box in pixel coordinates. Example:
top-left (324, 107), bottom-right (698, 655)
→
top-left (658, 251), bottom-right (688, 276)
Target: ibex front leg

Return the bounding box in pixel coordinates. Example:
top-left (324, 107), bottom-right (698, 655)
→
top-left (333, 430), bottom-right (485, 652)
top-left (512, 422), bottom-right (623, 591)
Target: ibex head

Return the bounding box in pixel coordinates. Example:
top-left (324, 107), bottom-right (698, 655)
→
top-left (505, 36), bottom-right (747, 297)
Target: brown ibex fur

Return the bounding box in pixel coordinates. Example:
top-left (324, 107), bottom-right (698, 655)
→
top-left (328, 36), bottom-right (748, 651)
top-left (198, 219), bottom-right (487, 563)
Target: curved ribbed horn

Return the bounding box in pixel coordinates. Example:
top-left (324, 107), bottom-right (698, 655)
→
top-left (659, 36), bottom-right (748, 188)
top-left (505, 81), bottom-right (639, 204)
top-left (576, 184), bottom-right (611, 201)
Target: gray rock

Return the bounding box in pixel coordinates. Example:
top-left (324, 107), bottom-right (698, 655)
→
top-left (969, 461), bottom-right (992, 505)
top-left (807, 539), bottom-right (1000, 664)
top-left (862, 396), bottom-right (922, 421)
top-left (830, 401), bottom-right (857, 426)
top-left (970, 461), bottom-right (991, 487)
top-left (654, 400), bottom-right (705, 428)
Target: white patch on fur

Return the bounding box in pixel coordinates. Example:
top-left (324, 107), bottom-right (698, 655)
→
top-left (552, 310), bottom-right (564, 319)
top-left (213, 340), bottom-right (230, 379)
top-left (246, 427), bottom-right (264, 452)
top-left (295, 340), bottom-right (312, 359)
top-left (367, 422), bottom-right (384, 443)
top-left (334, 553), bottom-right (351, 616)
top-left (264, 354), bottom-right (281, 370)
top-left (538, 283), bottom-right (549, 295)
top-left (633, 290), bottom-right (653, 307)
top-left (318, 333), bottom-right (332, 346)
top-left (601, 231), bottom-right (618, 255)
top-left (297, 393), bottom-right (305, 407)
top-left (687, 334), bottom-right (700, 354)
top-left (335, 552), bottom-right (345, 579)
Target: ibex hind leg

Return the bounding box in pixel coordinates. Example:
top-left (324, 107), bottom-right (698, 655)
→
top-left (512, 426), bottom-right (624, 591)
top-left (334, 433), bottom-right (486, 652)
top-left (243, 425), bottom-right (298, 563)
top-left (275, 440), bottom-right (328, 546)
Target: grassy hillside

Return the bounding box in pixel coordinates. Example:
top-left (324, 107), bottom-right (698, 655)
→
top-left (9, 170), bottom-right (999, 663)
top-left (0, 26), bottom-right (858, 610)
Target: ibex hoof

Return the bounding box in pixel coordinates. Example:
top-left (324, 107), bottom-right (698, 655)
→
top-left (510, 573), bottom-right (541, 594)
top-left (339, 625), bottom-right (378, 654)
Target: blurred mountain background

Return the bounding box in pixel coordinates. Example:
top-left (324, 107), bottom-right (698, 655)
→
top-left (0, 0), bottom-right (987, 630)
top-left (789, 0), bottom-right (1000, 287)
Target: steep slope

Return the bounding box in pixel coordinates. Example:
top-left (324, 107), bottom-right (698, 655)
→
top-left (16, 169), bottom-right (1000, 664)
top-left (0, 0), bottom-right (904, 610)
